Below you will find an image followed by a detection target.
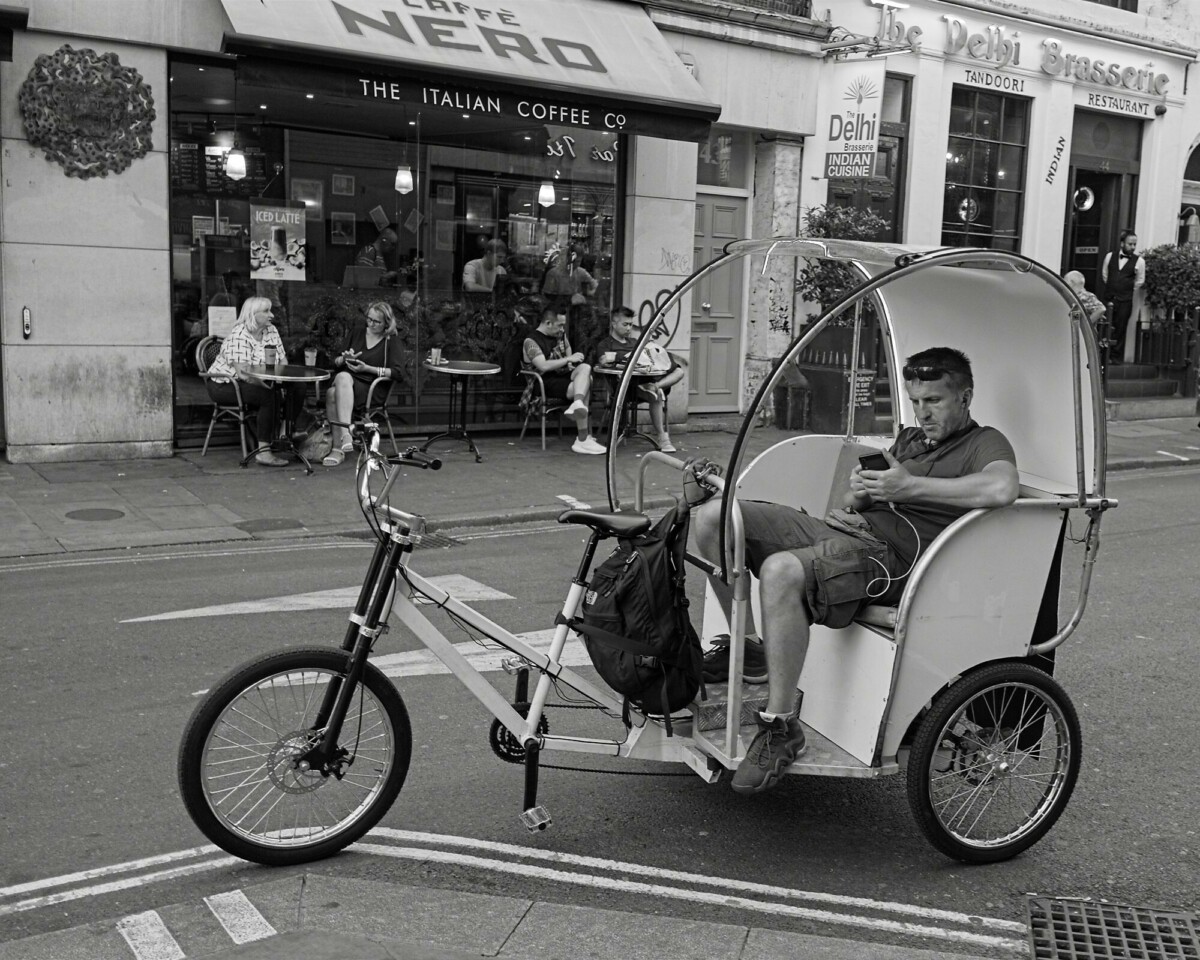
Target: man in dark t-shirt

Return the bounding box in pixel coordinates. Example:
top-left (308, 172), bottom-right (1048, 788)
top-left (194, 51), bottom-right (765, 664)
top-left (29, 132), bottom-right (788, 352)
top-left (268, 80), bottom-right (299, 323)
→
top-left (522, 307), bottom-right (605, 454)
top-left (693, 346), bottom-right (1019, 795)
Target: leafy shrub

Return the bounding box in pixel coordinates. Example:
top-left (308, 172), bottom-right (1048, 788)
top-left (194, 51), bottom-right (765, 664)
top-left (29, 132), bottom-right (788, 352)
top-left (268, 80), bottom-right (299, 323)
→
top-left (794, 204), bottom-right (890, 311)
top-left (1141, 243), bottom-right (1200, 311)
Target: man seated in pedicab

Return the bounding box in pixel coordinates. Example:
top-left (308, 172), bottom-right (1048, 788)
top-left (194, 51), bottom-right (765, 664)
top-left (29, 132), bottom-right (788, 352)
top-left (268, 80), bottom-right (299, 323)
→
top-left (594, 306), bottom-right (686, 452)
top-left (693, 347), bottom-right (1019, 795)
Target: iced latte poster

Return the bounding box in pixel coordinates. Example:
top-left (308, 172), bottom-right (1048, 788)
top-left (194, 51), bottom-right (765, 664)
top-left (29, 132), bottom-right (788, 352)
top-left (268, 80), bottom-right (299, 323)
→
top-left (250, 201), bottom-right (307, 281)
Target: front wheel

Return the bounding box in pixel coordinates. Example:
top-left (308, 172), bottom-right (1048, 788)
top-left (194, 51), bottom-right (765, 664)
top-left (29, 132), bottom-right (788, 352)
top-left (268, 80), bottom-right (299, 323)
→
top-left (178, 647), bottom-right (412, 866)
top-left (907, 662), bottom-right (1080, 863)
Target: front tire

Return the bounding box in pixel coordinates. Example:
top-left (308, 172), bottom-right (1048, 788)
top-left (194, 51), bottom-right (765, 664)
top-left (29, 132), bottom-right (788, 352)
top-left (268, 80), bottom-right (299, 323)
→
top-left (178, 647), bottom-right (412, 866)
top-left (907, 662), bottom-right (1080, 863)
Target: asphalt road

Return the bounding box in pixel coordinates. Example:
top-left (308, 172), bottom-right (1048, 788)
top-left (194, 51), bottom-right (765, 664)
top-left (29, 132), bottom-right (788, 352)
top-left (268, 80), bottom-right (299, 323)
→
top-left (1, 467), bottom-right (1197, 949)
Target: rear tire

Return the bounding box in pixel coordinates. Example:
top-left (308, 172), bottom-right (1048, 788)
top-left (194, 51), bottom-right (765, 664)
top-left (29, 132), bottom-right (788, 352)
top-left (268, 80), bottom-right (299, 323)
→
top-left (907, 662), bottom-right (1080, 863)
top-left (178, 647), bottom-right (412, 866)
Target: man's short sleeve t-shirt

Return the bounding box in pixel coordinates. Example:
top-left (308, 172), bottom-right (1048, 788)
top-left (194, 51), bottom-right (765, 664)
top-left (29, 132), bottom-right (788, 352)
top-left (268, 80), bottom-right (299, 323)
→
top-left (861, 423), bottom-right (1016, 570)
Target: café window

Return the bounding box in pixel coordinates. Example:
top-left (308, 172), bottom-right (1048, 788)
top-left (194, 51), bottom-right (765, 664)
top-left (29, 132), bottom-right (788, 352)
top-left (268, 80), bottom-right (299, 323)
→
top-left (167, 57), bottom-right (622, 446)
top-left (942, 86), bottom-right (1029, 251)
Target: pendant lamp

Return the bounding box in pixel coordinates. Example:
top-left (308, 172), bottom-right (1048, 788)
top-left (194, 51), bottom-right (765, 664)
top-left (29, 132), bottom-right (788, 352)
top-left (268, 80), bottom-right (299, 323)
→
top-left (537, 181), bottom-right (556, 207)
top-left (395, 165), bottom-right (413, 194)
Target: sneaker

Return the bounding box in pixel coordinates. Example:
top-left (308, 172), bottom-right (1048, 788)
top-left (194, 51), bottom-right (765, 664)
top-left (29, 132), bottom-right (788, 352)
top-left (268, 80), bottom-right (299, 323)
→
top-left (658, 435), bottom-right (676, 453)
top-left (730, 712), bottom-right (807, 794)
top-left (255, 451), bottom-right (288, 468)
top-left (572, 436), bottom-right (606, 455)
top-left (701, 635), bottom-right (767, 684)
top-left (564, 398), bottom-right (587, 417)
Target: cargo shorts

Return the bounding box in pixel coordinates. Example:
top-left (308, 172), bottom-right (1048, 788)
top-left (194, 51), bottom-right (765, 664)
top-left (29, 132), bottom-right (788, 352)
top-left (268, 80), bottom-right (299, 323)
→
top-left (738, 500), bottom-right (897, 628)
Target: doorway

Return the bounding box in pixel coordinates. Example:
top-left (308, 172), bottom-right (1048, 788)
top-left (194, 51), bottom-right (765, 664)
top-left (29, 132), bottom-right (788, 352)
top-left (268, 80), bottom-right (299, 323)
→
top-left (690, 195), bottom-right (746, 411)
top-left (1063, 169), bottom-right (1123, 295)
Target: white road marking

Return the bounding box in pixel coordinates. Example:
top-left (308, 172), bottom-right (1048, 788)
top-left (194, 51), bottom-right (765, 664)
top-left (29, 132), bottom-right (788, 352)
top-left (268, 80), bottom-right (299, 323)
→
top-left (556, 494), bottom-right (592, 509)
top-left (353, 843), bottom-right (1026, 953)
top-left (204, 889), bottom-right (277, 944)
top-left (115, 910), bottom-right (185, 960)
top-left (0, 844), bottom-right (219, 899)
top-left (121, 574), bottom-right (511, 623)
top-left (1155, 450), bottom-right (1191, 461)
top-left (370, 828), bottom-right (1025, 933)
top-left (0, 857), bottom-right (237, 917)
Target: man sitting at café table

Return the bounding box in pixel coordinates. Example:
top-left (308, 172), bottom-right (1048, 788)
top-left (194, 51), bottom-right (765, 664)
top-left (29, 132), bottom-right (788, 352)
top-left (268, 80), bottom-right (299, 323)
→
top-left (463, 239), bottom-right (508, 294)
top-left (693, 347), bottom-right (1019, 794)
top-left (522, 306), bottom-right (605, 455)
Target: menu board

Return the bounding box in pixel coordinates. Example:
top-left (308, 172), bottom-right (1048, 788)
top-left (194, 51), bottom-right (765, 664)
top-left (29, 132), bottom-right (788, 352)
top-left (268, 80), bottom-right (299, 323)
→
top-left (203, 146), bottom-right (269, 198)
top-left (170, 140), bottom-right (201, 192)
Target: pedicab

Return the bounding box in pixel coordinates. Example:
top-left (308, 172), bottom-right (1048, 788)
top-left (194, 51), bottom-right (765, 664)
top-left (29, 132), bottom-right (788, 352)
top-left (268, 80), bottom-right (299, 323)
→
top-left (603, 239), bottom-right (1114, 862)
top-left (178, 240), bottom-right (1114, 868)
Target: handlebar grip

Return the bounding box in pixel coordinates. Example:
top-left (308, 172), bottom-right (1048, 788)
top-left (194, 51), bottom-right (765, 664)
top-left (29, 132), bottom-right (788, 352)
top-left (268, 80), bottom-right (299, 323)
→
top-left (396, 447), bottom-right (442, 470)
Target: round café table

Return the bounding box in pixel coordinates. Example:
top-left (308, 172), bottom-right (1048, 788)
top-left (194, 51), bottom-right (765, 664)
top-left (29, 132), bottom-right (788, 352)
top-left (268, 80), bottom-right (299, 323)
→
top-left (234, 363), bottom-right (331, 473)
top-left (420, 359), bottom-right (501, 463)
top-left (594, 365), bottom-right (663, 451)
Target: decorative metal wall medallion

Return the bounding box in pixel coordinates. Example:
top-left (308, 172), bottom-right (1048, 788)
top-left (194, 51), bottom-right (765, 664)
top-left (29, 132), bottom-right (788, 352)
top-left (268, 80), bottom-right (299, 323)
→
top-left (18, 44), bottom-right (155, 179)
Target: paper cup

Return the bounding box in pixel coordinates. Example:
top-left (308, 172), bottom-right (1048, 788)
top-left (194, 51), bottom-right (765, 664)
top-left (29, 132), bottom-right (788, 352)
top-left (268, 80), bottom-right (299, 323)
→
top-left (304, 348), bottom-right (318, 367)
top-left (264, 346), bottom-right (278, 366)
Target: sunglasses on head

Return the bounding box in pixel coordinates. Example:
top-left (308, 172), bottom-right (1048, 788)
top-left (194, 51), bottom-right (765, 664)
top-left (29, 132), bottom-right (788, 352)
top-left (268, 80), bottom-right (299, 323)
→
top-left (902, 364), bottom-right (949, 381)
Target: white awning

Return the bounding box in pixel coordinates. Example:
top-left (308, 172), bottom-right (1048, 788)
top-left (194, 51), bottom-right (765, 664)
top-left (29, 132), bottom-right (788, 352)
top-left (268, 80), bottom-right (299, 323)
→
top-left (219, 0), bottom-right (720, 139)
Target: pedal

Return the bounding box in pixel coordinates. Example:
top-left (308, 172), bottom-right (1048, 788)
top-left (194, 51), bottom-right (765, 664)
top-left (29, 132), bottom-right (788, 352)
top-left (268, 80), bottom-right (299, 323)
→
top-left (519, 806), bottom-right (551, 832)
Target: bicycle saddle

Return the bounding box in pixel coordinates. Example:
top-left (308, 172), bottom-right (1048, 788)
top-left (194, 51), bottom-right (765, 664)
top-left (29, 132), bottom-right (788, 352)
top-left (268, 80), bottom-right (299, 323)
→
top-left (557, 509), bottom-right (651, 538)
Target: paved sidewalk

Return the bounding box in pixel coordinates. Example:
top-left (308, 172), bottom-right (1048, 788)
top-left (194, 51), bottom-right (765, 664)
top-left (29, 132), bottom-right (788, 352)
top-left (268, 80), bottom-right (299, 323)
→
top-left (0, 417), bottom-right (1196, 559)
top-left (1, 872), bottom-right (1021, 960)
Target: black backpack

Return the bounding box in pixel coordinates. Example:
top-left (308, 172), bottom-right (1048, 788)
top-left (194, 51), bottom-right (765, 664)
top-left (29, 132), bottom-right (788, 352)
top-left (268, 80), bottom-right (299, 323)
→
top-left (573, 503), bottom-right (703, 734)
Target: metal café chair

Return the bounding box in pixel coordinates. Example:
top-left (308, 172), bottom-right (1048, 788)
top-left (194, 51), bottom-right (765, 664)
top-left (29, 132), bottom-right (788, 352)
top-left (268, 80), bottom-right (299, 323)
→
top-left (196, 335), bottom-right (255, 458)
top-left (517, 370), bottom-right (568, 450)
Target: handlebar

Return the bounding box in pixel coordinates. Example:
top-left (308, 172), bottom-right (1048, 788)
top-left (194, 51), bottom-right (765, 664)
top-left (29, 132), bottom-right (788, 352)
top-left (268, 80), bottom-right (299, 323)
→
top-left (392, 446), bottom-right (441, 471)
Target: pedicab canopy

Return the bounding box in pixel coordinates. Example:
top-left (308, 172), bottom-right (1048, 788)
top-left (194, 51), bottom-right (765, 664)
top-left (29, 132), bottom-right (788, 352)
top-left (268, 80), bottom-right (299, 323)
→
top-left (720, 240), bottom-right (1106, 499)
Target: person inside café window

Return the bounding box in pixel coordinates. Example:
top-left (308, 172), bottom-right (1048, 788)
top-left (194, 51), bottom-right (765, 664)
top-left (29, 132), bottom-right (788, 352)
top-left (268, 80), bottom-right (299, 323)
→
top-left (462, 239), bottom-right (508, 293)
top-left (356, 225), bottom-right (399, 284)
top-left (206, 297), bottom-right (306, 468)
top-left (541, 242), bottom-right (597, 312)
top-left (523, 306), bottom-right (605, 455)
top-left (322, 301), bottom-right (406, 467)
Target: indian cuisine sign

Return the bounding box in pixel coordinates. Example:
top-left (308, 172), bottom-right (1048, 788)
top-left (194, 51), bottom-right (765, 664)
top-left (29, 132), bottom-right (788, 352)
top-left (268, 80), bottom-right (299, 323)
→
top-left (820, 59), bottom-right (885, 179)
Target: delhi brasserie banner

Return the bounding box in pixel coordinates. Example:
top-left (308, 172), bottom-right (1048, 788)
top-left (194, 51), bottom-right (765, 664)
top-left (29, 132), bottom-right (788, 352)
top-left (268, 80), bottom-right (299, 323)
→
top-left (819, 58), bottom-right (886, 179)
top-left (250, 200), bottom-right (307, 281)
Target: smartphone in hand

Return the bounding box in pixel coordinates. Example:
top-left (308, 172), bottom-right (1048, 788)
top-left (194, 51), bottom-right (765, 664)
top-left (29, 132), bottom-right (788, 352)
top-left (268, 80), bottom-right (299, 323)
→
top-left (859, 452), bottom-right (890, 471)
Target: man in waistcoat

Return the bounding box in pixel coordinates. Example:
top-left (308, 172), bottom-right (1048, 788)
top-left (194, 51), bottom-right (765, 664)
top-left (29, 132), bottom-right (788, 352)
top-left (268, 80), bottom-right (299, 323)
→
top-left (1100, 229), bottom-right (1144, 363)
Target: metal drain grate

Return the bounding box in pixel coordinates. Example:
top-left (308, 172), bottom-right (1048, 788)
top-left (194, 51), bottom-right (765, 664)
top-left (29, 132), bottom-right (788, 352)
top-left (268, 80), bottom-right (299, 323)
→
top-left (1027, 896), bottom-right (1199, 960)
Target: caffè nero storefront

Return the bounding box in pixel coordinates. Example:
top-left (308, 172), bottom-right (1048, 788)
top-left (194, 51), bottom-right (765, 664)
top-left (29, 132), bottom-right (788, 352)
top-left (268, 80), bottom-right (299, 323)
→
top-left (171, 0), bottom-right (718, 444)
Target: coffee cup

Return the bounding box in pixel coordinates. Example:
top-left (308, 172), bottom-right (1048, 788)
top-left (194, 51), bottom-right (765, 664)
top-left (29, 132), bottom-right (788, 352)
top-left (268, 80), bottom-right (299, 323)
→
top-left (430, 347), bottom-right (443, 364)
top-left (264, 345), bottom-right (278, 366)
top-left (304, 347), bottom-right (318, 367)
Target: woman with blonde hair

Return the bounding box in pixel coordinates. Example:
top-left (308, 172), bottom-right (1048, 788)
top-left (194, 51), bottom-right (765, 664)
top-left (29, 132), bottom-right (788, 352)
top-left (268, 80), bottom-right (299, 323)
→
top-left (206, 297), bottom-right (304, 467)
top-left (323, 300), bottom-right (406, 466)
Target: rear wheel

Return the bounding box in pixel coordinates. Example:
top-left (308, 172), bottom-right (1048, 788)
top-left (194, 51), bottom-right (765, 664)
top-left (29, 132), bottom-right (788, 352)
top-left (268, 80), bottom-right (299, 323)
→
top-left (907, 662), bottom-right (1080, 863)
top-left (178, 647), bottom-right (412, 866)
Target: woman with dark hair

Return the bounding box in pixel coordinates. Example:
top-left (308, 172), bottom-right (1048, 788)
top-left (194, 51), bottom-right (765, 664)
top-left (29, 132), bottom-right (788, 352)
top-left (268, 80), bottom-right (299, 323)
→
top-left (323, 301), bottom-right (405, 466)
top-left (206, 296), bottom-right (305, 467)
